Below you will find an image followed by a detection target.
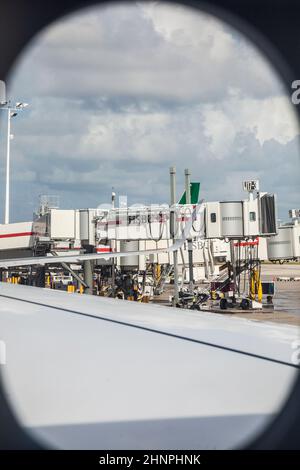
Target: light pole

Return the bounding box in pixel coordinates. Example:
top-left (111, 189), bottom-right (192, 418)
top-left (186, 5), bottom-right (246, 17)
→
top-left (0, 90), bottom-right (29, 224)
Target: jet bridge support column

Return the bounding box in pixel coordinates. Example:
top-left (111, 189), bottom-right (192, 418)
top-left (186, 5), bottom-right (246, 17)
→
top-left (170, 166), bottom-right (179, 307)
top-left (185, 168), bottom-right (194, 292)
top-left (230, 240), bottom-right (237, 298)
top-left (83, 260), bottom-right (94, 295)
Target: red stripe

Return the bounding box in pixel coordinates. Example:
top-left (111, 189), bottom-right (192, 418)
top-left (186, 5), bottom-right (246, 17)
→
top-left (0, 231), bottom-right (33, 239)
top-left (106, 220), bottom-right (121, 226)
top-left (234, 238), bottom-right (259, 247)
top-left (96, 247), bottom-right (112, 253)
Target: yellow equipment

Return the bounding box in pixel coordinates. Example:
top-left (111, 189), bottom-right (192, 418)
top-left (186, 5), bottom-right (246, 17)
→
top-left (67, 284), bottom-right (76, 293)
top-left (154, 263), bottom-right (161, 283)
top-left (250, 268), bottom-right (263, 302)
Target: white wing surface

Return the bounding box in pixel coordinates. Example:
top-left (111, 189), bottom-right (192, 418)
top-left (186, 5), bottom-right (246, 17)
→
top-left (0, 280), bottom-right (298, 450)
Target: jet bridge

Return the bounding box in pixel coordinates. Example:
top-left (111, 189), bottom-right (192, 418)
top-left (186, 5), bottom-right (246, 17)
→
top-left (267, 209), bottom-right (300, 262)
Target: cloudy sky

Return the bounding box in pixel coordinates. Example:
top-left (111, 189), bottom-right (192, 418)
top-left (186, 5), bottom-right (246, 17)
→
top-left (1, 1), bottom-right (299, 222)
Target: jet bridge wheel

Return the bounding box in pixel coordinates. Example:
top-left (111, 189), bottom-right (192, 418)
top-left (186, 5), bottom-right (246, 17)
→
top-left (220, 298), bottom-right (228, 310)
top-left (240, 298), bottom-right (250, 310)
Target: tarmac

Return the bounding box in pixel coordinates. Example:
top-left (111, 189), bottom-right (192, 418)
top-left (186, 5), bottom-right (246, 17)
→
top-left (153, 262), bottom-right (300, 327)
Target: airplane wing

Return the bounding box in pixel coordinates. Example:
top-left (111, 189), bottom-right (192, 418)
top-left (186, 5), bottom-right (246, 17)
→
top-left (0, 281), bottom-right (298, 449)
top-left (0, 203), bottom-right (204, 268)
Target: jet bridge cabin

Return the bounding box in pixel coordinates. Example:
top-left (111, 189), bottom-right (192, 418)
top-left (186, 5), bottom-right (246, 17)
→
top-left (205, 193), bottom-right (277, 240)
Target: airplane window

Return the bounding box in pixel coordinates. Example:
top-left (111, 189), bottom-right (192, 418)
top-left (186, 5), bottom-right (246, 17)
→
top-left (0, 1), bottom-right (299, 451)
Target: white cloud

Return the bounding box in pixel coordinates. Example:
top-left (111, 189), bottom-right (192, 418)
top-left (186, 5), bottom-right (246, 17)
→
top-left (9, 1), bottom-right (284, 103)
top-left (202, 108), bottom-right (236, 157)
top-left (1, 1), bottom-right (298, 223)
top-left (202, 94), bottom-right (299, 159)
